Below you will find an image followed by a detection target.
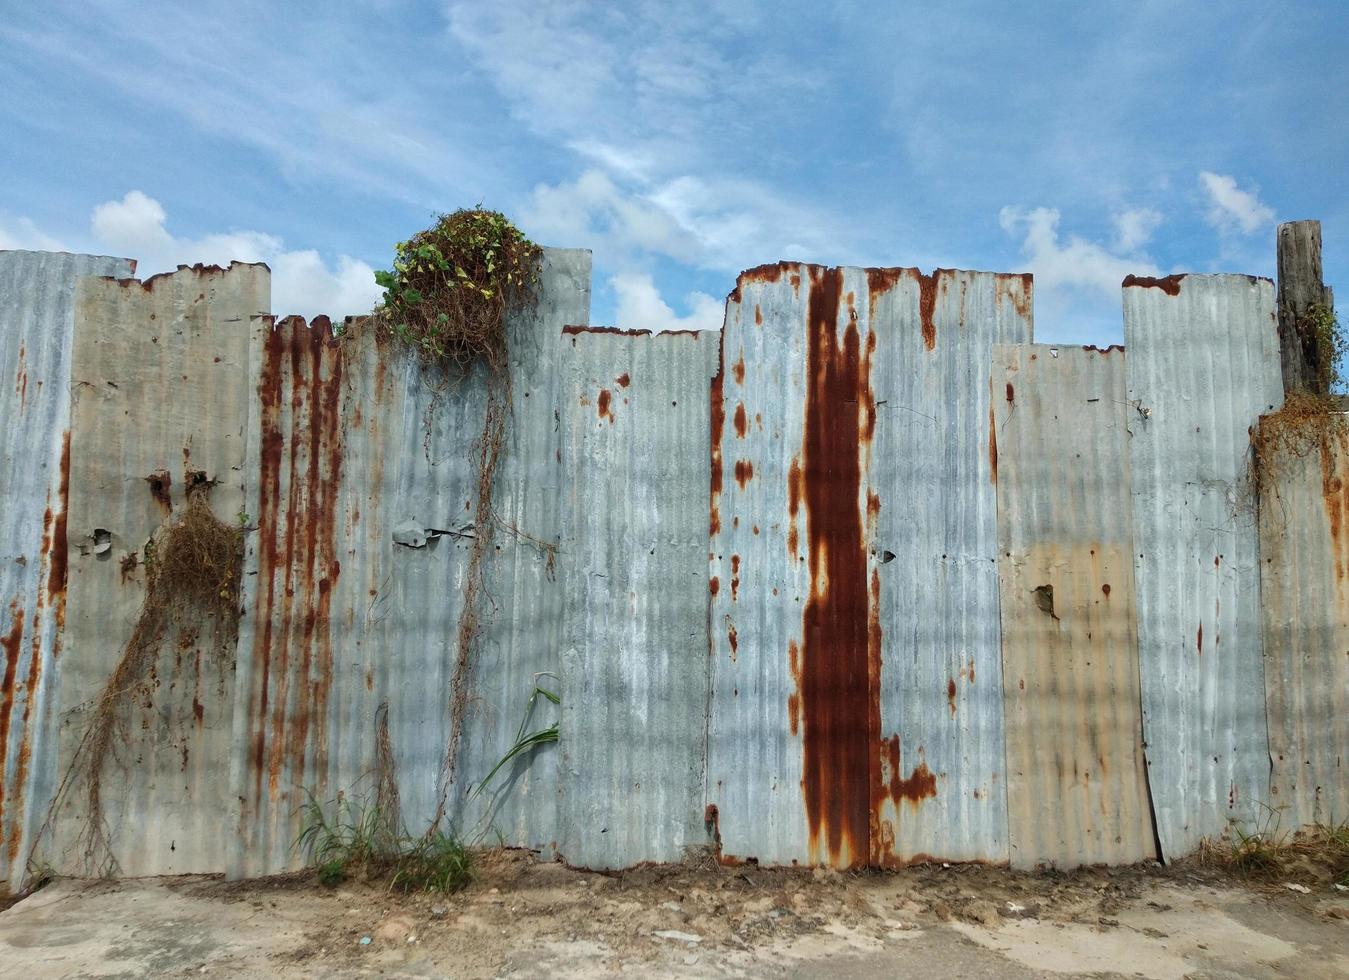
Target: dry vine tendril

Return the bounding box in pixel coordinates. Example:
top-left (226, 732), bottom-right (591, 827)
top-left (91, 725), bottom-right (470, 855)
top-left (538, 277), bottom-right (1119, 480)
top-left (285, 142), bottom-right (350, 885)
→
top-left (374, 209), bottom-right (544, 830)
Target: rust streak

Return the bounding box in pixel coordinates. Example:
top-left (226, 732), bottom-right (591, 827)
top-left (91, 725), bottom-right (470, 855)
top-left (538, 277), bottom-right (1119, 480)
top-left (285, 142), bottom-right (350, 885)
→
top-left (914, 270), bottom-right (940, 351)
top-left (988, 405), bottom-right (998, 484)
top-left (733, 354), bottom-right (746, 386)
top-left (734, 459), bottom-right (754, 489)
top-left (787, 457), bottom-right (802, 559)
top-left (1122, 273), bottom-right (1185, 296)
top-left (734, 403), bottom-right (748, 439)
top-left (710, 343), bottom-right (725, 537)
top-left (800, 266), bottom-right (872, 867)
top-left (598, 389), bottom-right (613, 423)
top-left (0, 602), bottom-right (26, 814)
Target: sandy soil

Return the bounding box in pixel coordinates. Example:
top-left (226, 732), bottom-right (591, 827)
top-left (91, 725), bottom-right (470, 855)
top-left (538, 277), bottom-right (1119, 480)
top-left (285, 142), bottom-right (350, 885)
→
top-left (1, 850), bottom-right (1346, 978)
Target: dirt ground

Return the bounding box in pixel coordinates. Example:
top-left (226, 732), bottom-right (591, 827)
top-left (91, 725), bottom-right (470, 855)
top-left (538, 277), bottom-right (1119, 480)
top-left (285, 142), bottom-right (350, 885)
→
top-left (1, 850), bottom-right (1346, 979)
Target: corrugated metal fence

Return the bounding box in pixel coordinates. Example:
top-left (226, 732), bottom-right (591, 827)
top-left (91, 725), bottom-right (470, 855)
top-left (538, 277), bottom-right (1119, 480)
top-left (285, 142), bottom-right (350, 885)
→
top-left (0, 247), bottom-right (1341, 893)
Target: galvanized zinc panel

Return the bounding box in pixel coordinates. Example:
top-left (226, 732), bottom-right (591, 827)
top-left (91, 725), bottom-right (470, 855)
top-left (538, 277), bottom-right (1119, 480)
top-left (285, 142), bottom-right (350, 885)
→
top-left (0, 250), bottom-right (134, 893)
top-left (869, 269), bottom-right (1029, 864)
top-left (1258, 419), bottom-right (1349, 828)
top-left (708, 265), bottom-right (1030, 867)
top-left (228, 249), bottom-right (590, 877)
top-left (706, 265), bottom-right (817, 866)
top-left (1124, 274), bottom-right (1284, 860)
top-left (48, 263), bottom-right (267, 878)
top-left (556, 326), bottom-right (718, 869)
top-left (993, 343), bottom-right (1155, 869)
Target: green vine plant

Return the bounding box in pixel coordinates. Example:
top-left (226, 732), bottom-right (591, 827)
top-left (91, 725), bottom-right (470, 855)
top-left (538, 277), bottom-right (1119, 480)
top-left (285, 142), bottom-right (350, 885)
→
top-left (373, 209), bottom-right (545, 833)
top-left (1300, 303), bottom-right (1347, 395)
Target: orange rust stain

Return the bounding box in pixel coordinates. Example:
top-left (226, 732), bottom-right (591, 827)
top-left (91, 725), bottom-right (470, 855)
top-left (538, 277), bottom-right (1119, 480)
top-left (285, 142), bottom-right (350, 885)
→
top-left (1123, 273), bottom-right (1184, 296)
top-left (867, 492), bottom-right (881, 518)
top-left (731, 555), bottom-right (740, 602)
top-left (1102, 583), bottom-right (1111, 598)
top-left (913, 269), bottom-right (941, 351)
top-left (597, 389), bottom-right (614, 423)
top-left (735, 459), bottom-right (754, 489)
top-left (872, 736), bottom-right (938, 864)
top-left (728, 623), bottom-right (738, 659)
top-left (251, 317), bottom-right (345, 801)
top-left (47, 432), bottom-right (71, 607)
top-left (787, 640), bottom-right (802, 735)
top-left (995, 273), bottom-right (1034, 321)
top-left (734, 403), bottom-right (748, 438)
top-left (14, 343), bottom-right (27, 407)
top-left (800, 266), bottom-right (874, 867)
top-left (615, 373), bottom-right (630, 388)
top-left (988, 405), bottom-right (998, 484)
top-left (789, 273), bottom-right (801, 292)
top-left (754, 305), bottom-right (762, 326)
top-left (0, 602), bottom-right (26, 814)
top-left (146, 470), bottom-right (173, 511)
top-left (1320, 430), bottom-right (1349, 588)
top-left (1006, 382), bottom-right (1014, 402)
top-left (967, 659), bottom-right (975, 685)
top-left (710, 576), bottom-right (720, 596)
top-left (866, 267), bottom-right (905, 296)
top-left (947, 677), bottom-right (957, 717)
top-left (787, 457), bottom-right (802, 559)
top-left (732, 354), bottom-right (746, 386)
top-left (710, 349), bottom-right (725, 537)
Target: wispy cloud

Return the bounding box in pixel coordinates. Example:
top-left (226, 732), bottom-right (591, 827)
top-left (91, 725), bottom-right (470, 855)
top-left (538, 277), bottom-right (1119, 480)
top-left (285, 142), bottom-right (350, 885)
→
top-left (1199, 172), bottom-right (1276, 235)
top-left (0, 213), bottom-right (66, 251)
top-left (610, 272), bottom-right (723, 332)
top-left (88, 191), bottom-right (383, 318)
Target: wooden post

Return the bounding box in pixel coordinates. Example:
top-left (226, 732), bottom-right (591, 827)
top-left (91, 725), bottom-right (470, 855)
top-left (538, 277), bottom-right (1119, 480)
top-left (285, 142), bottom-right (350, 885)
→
top-left (1276, 220), bottom-right (1335, 395)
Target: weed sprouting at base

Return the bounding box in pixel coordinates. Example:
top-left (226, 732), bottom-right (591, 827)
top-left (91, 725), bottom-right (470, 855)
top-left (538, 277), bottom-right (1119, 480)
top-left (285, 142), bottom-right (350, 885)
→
top-left (296, 791), bottom-right (472, 894)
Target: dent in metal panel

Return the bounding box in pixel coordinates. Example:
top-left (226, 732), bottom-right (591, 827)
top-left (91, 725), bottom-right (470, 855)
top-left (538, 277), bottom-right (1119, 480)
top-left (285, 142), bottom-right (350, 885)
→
top-left (870, 270), bottom-right (1029, 865)
top-left (557, 326), bottom-right (718, 869)
top-left (48, 263), bottom-right (266, 878)
top-left (1124, 274), bottom-right (1283, 860)
top-left (0, 251), bottom-right (134, 893)
top-left (1258, 420), bottom-right (1349, 827)
top-left (993, 343), bottom-right (1155, 869)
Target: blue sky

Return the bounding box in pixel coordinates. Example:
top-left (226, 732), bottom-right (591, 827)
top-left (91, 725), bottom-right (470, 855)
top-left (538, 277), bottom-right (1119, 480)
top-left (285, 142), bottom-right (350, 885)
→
top-left (1, 1), bottom-right (1345, 344)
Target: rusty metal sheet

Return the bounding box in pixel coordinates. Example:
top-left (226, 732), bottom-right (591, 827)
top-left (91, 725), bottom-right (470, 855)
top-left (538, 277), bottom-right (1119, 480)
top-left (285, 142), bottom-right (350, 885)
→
top-left (0, 251), bottom-right (134, 894)
top-left (993, 343), bottom-right (1156, 869)
top-left (1124, 274), bottom-right (1284, 860)
top-left (868, 268), bottom-right (1030, 865)
top-left (228, 249), bottom-right (590, 877)
top-left (707, 264), bottom-right (1031, 867)
top-left (44, 263), bottom-right (267, 878)
top-left (556, 326), bottom-right (719, 869)
top-left (1258, 418), bottom-right (1349, 828)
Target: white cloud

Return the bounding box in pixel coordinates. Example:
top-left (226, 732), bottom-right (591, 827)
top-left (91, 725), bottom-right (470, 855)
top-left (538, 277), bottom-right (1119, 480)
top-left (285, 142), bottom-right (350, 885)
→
top-left (1199, 171), bottom-right (1275, 235)
top-left (89, 191), bottom-right (382, 319)
top-left (610, 272), bottom-right (724, 333)
top-left (1112, 207), bottom-right (1163, 252)
top-left (1000, 205), bottom-right (1161, 300)
top-left (0, 214), bottom-right (68, 252)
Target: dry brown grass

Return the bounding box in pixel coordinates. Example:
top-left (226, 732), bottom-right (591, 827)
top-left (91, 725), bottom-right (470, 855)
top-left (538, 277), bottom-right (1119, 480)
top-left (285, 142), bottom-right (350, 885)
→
top-left (1251, 392), bottom-right (1348, 499)
top-left (48, 487), bottom-right (243, 875)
